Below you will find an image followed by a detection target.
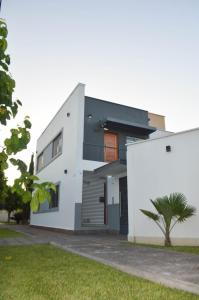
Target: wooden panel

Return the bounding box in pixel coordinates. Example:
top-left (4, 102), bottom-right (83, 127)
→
top-left (104, 132), bottom-right (118, 162)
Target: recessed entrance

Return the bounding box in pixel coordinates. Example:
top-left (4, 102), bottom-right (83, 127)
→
top-left (119, 176), bottom-right (128, 235)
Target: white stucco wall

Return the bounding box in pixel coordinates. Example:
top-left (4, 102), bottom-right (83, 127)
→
top-left (149, 129), bottom-right (173, 139)
top-left (82, 160), bottom-right (107, 171)
top-left (30, 83), bottom-right (85, 230)
top-left (127, 128), bottom-right (199, 245)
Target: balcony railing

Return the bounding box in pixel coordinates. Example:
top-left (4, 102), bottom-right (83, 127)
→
top-left (83, 143), bottom-right (126, 162)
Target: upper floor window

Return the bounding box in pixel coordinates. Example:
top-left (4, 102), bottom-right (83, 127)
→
top-left (37, 152), bottom-right (44, 171)
top-left (52, 133), bottom-right (62, 158)
top-left (36, 131), bottom-right (63, 173)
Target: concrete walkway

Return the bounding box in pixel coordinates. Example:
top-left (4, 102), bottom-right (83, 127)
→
top-left (1, 224), bottom-right (199, 296)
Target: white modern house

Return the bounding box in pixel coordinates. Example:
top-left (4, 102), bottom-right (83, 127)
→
top-left (30, 83), bottom-right (199, 245)
top-left (30, 83), bottom-right (165, 234)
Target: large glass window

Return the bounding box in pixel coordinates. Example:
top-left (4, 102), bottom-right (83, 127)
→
top-left (37, 152), bottom-right (44, 171)
top-left (49, 184), bottom-right (60, 209)
top-left (36, 131), bottom-right (62, 173)
top-left (52, 133), bottom-right (62, 158)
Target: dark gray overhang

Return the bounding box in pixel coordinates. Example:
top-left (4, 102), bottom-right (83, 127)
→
top-left (94, 159), bottom-right (127, 177)
top-left (104, 117), bottom-right (156, 134)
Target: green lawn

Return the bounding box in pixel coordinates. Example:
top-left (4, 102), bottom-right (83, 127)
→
top-left (131, 243), bottom-right (199, 255)
top-left (0, 245), bottom-right (198, 300)
top-left (0, 228), bottom-right (23, 238)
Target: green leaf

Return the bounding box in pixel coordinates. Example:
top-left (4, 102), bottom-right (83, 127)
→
top-left (0, 25), bottom-right (8, 38)
top-left (10, 158), bottom-right (27, 174)
top-left (30, 193), bottom-right (39, 212)
top-left (24, 118), bottom-right (31, 129)
top-left (140, 209), bottom-right (160, 221)
top-left (0, 61), bottom-right (8, 71)
top-left (5, 55), bottom-right (10, 65)
top-left (0, 38), bottom-right (7, 52)
top-left (29, 175), bottom-right (39, 181)
top-left (22, 191), bottom-right (32, 203)
top-left (16, 99), bottom-right (22, 106)
top-left (10, 102), bottom-right (18, 117)
top-left (0, 151), bottom-right (8, 170)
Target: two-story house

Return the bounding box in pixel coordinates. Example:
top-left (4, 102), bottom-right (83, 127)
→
top-left (30, 83), bottom-right (165, 235)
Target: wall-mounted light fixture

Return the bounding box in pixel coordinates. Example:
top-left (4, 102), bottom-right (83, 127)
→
top-left (67, 113), bottom-right (70, 117)
top-left (64, 169), bottom-right (67, 174)
top-left (166, 145), bottom-right (171, 152)
top-left (99, 121), bottom-right (107, 128)
top-left (87, 114), bottom-right (93, 119)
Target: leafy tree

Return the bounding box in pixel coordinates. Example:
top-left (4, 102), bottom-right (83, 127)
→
top-left (1, 186), bottom-right (22, 222)
top-left (21, 153), bottom-right (34, 222)
top-left (0, 168), bottom-right (7, 204)
top-left (140, 193), bottom-right (196, 246)
top-left (0, 19), bottom-right (55, 211)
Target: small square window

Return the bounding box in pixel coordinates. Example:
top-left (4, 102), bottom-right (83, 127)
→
top-left (166, 145), bottom-right (171, 152)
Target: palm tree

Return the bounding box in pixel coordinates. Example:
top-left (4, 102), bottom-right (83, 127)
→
top-left (140, 193), bottom-right (196, 246)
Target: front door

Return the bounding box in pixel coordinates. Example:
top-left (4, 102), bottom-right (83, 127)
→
top-left (119, 176), bottom-right (128, 235)
top-left (104, 132), bottom-right (118, 162)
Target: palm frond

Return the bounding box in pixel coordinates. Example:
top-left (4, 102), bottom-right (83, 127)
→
top-left (178, 205), bottom-right (196, 222)
top-left (140, 209), bottom-right (159, 221)
top-left (151, 197), bottom-right (173, 227)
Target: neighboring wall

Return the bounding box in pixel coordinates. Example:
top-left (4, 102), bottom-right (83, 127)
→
top-left (0, 210), bottom-right (8, 222)
top-left (127, 128), bottom-right (199, 245)
top-left (148, 112), bottom-right (165, 130)
top-left (83, 97), bottom-right (149, 162)
top-left (149, 130), bottom-right (173, 139)
top-left (30, 83), bottom-right (85, 230)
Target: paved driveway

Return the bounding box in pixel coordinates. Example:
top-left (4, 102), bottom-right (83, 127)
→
top-left (1, 224), bottom-right (199, 296)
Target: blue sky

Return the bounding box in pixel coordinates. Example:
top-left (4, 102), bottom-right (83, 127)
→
top-left (1, 0), bottom-right (199, 181)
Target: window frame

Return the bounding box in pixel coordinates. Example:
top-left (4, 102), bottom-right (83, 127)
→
top-left (36, 129), bottom-right (63, 173)
top-left (49, 183), bottom-right (60, 210)
top-left (52, 132), bottom-right (63, 159)
top-left (34, 182), bottom-right (60, 214)
top-left (37, 152), bottom-right (44, 171)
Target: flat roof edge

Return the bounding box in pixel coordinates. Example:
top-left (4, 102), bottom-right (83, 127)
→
top-left (148, 111), bottom-right (165, 117)
top-left (127, 127), bottom-right (199, 147)
top-left (85, 96), bottom-right (148, 114)
top-left (37, 83), bottom-right (85, 141)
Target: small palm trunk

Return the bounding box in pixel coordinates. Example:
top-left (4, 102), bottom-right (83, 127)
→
top-left (165, 229), bottom-right (171, 246)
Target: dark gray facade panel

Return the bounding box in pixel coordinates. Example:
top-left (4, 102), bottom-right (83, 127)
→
top-left (107, 204), bottom-right (120, 231)
top-left (83, 97), bottom-right (150, 162)
top-left (82, 173), bottom-right (105, 225)
top-left (74, 203), bottom-right (82, 230)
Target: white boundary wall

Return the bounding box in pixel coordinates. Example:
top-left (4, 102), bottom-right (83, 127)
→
top-left (30, 83), bottom-right (85, 230)
top-left (127, 128), bottom-right (199, 245)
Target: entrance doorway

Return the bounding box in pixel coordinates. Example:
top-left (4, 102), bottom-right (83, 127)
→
top-left (119, 176), bottom-right (128, 235)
